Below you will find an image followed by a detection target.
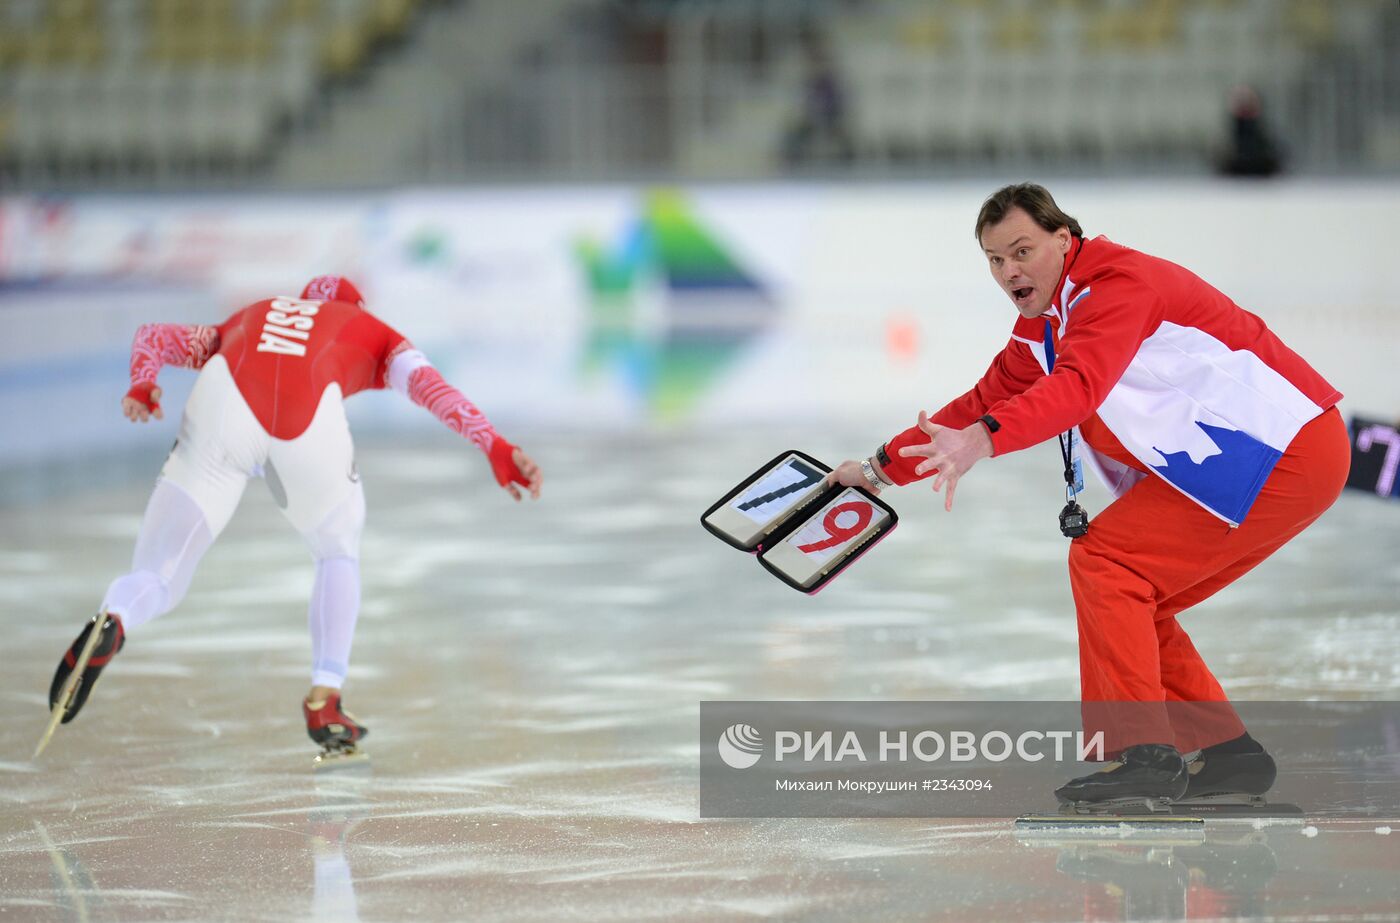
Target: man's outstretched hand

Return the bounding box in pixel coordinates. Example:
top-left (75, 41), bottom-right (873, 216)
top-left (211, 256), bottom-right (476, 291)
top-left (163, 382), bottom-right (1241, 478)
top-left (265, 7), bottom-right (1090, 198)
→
top-left (122, 384), bottom-right (163, 422)
top-left (897, 410), bottom-right (993, 511)
top-left (489, 438), bottom-right (542, 501)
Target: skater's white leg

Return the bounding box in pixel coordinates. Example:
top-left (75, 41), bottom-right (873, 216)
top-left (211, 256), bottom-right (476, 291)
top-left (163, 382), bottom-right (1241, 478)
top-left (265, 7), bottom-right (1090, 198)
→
top-left (104, 356), bottom-right (266, 629)
top-left (266, 388), bottom-right (365, 691)
top-left (300, 485), bottom-right (366, 690)
top-left (102, 479), bottom-right (222, 630)
top-left (308, 556), bottom-right (361, 689)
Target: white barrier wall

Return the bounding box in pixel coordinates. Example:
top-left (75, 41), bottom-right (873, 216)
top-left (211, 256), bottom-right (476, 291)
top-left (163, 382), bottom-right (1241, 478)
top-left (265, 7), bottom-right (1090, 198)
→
top-left (2, 181), bottom-right (1396, 466)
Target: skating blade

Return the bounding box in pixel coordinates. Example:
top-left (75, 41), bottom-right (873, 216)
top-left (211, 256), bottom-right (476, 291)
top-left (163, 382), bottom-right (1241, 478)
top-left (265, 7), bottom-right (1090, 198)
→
top-left (33, 611), bottom-right (108, 760)
top-left (1014, 812), bottom-right (1205, 832)
top-left (313, 746), bottom-right (371, 772)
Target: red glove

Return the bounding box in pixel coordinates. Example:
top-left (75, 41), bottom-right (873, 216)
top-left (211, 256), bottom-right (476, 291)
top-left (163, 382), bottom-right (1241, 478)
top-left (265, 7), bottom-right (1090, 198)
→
top-left (488, 437), bottom-right (528, 488)
top-left (125, 381), bottom-right (160, 413)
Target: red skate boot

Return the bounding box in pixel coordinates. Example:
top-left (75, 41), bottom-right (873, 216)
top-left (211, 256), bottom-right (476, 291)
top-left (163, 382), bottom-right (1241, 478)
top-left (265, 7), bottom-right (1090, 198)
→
top-left (304, 693), bottom-right (368, 767)
top-left (48, 613), bottom-right (125, 724)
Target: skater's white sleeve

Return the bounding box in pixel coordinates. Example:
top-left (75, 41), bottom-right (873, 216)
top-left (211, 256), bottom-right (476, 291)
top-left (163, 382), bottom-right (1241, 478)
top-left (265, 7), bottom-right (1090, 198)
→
top-left (386, 346), bottom-right (432, 396)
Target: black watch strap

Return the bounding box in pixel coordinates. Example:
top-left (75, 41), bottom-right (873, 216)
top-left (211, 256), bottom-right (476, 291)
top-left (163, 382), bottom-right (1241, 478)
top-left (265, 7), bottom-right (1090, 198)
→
top-left (978, 414), bottom-right (1001, 434)
top-left (876, 442), bottom-right (892, 467)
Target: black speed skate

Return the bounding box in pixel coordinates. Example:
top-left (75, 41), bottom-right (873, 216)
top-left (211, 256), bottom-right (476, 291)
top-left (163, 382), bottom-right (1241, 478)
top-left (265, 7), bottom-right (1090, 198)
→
top-left (1055, 744), bottom-right (1189, 810)
top-left (1182, 748), bottom-right (1277, 801)
top-left (48, 614), bottom-right (125, 724)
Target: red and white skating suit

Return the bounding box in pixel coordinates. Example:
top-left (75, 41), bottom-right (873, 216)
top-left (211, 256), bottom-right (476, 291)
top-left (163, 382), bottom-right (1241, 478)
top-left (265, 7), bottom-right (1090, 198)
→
top-left (103, 276), bottom-right (519, 690)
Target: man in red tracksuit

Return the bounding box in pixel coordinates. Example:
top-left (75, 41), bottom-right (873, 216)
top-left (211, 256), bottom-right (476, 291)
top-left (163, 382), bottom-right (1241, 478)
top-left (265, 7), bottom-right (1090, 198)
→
top-left (827, 184), bottom-right (1349, 806)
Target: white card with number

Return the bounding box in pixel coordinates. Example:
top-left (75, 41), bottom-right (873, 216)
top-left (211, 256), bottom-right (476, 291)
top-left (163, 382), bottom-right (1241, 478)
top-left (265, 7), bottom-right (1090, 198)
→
top-left (758, 488), bottom-right (892, 590)
top-left (702, 452), bottom-right (830, 550)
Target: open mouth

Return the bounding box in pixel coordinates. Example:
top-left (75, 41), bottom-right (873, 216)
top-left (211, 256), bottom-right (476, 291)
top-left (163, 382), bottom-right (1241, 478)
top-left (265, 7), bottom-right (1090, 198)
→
top-left (1012, 286), bottom-right (1034, 302)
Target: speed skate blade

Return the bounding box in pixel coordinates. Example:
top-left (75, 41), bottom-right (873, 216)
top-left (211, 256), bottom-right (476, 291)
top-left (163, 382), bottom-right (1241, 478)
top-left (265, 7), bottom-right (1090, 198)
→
top-left (1015, 813), bottom-right (1205, 832)
top-left (1058, 796), bottom-right (1176, 816)
top-left (313, 746), bottom-right (370, 772)
top-left (1171, 797), bottom-right (1303, 818)
top-left (33, 612), bottom-right (109, 759)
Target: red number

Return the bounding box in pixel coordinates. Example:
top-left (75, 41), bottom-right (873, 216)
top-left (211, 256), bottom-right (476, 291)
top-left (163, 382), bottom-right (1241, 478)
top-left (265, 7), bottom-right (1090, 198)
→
top-left (797, 501), bottom-right (873, 554)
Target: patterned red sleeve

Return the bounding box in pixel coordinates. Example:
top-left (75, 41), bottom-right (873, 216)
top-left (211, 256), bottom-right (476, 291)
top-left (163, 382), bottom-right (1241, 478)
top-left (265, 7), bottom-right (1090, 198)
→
top-left (130, 324), bottom-right (220, 385)
top-left (126, 324), bottom-right (220, 408)
top-left (406, 365), bottom-right (500, 453)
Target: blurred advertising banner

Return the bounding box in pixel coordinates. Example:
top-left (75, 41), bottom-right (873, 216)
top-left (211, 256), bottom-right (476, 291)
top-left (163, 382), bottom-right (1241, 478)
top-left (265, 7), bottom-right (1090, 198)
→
top-left (3, 182), bottom-right (1398, 466)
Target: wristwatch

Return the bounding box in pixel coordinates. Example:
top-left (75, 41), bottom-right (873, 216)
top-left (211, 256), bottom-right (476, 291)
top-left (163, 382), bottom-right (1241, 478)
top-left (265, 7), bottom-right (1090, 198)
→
top-left (859, 458), bottom-right (884, 491)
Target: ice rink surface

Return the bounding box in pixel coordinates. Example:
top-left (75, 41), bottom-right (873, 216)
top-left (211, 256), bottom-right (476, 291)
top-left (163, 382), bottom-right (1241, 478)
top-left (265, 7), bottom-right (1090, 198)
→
top-left (2, 429), bottom-right (1398, 922)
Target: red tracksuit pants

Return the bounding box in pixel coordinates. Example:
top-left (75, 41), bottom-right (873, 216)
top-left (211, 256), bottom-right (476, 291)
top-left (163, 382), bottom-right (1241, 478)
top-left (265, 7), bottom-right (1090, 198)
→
top-left (1069, 407), bottom-right (1350, 755)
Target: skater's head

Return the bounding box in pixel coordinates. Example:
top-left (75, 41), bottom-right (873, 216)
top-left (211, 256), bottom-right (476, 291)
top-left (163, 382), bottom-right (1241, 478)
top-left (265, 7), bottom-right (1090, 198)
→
top-left (301, 275), bottom-right (365, 308)
top-left (976, 183), bottom-right (1081, 320)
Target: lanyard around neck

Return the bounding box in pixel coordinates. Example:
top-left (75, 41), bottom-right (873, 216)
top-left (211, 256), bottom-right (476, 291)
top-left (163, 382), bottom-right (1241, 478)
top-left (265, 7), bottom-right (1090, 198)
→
top-left (1044, 320), bottom-right (1087, 539)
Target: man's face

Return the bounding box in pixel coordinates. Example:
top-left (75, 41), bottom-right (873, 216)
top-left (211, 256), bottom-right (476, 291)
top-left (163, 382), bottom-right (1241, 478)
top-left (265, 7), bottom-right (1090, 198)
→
top-left (979, 207), bottom-right (1072, 319)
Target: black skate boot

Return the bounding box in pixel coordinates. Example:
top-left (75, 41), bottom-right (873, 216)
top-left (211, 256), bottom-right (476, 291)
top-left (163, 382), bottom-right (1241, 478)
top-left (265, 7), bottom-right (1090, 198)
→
top-left (48, 613), bottom-right (125, 724)
top-left (304, 693), bottom-right (368, 751)
top-left (1055, 743), bottom-right (1189, 809)
top-left (1183, 741), bottom-right (1277, 801)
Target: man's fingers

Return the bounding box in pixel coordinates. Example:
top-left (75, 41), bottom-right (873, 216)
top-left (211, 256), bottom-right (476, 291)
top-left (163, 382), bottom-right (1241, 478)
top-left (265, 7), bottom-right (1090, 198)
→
top-left (916, 455), bottom-right (949, 477)
top-left (152, 405), bottom-right (163, 420)
top-left (916, 410), bottom-right (944, 438)
top-left (506, 483), bottom-right (522, 501)
top-left (944, 479), bottom-right (957, 512)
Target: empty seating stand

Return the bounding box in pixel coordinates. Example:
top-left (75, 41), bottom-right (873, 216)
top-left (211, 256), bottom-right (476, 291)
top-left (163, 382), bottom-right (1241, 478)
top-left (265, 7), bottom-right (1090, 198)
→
top-left (0, 0), bottom-right (423, 184)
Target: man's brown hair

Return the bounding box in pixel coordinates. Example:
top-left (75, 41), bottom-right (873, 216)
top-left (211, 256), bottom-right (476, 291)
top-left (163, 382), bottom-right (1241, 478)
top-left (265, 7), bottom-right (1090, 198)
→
top-left (975, 183), bottom-right (1083, 241)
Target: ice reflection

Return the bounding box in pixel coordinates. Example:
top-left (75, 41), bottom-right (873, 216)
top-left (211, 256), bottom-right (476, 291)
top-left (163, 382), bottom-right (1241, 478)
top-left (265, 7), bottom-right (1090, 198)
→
top-left (33, 820), bottom-right (110, 923)
top-left (308, 769), bottom-right (371, 923)
top-left (1020, 826), bottom-right (1280, 922)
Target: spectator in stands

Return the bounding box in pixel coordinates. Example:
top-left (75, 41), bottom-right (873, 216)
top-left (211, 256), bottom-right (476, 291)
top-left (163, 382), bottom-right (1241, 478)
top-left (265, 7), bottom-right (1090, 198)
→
top-left (782, 27), bottom-right (854, 167)
top-left (1220, 84), bottom-right (1283, 177)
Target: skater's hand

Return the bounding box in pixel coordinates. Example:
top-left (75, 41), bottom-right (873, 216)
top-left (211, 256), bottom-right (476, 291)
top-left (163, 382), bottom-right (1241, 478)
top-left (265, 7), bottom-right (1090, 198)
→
top-left (123, 384), bottom-right (163, 422)
top-left (898, 411), bottom-right (992, 511)
top-left (824, 459), bottom-right (882, 495)
top-left (488, 438), bottom-right (542, 501)
top-left (507, 448), bottom-right (542, 502)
